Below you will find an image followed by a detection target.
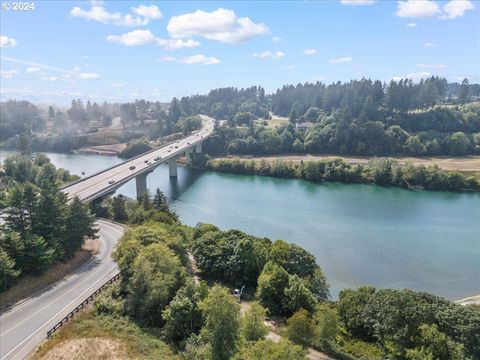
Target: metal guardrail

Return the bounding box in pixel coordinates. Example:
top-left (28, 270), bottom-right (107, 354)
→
top-left (46, 273), bottom-right (121, 338)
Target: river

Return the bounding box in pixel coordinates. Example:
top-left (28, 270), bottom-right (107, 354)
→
top-left (1, 150), bottom-right (479, 300)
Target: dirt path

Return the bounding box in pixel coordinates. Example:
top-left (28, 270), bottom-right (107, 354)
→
top-left (218, 155), bottom-right (480, 172)
top-left (187, 252), bottom-right (201, 286)
top-left (241, 302), bottom-right (336, 360)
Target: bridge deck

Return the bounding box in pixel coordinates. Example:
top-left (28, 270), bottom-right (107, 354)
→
top-left (62, 115), bottom-right (214, 202)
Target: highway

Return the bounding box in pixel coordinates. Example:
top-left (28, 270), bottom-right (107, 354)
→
top-left (62, 114), bottom-right (215, 202)
top-left (0, 220), bottom-right (124, 360)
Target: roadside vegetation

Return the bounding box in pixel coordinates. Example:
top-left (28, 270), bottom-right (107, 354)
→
top-left (201, 157), bottom-right (480, 192)
top-left (0, 153), bottom-right (97, 292)
top-left (40, 192), bottom-right (480, 360)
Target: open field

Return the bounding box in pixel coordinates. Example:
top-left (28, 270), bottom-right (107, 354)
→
top-left (220, 154), bottom-right (480, 172)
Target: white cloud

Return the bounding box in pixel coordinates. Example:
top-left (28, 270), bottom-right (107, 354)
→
top-left (424, 42), bottom-right (436, 47)
top-left (179, 55), bottom-right (221, 65)
top-left (25, 66), bottom-right (40, 73)
top-left (167, 8), bottom-right (268, 44)
top-left (0, 70), bottom-right (19, 79)
top-left (78, 72), bottom-right (100, 80)
top-left (331, 56), bottom-right (353, 64)
top-left (0, 35), bottom-right (17, 48)
top-left (441, 0), bottom-right (474, 19)
top-left (70, 3), bottom-right (161, 26)
top-left (112, 83), bottom-right (124, 88)
top-left (41, 76), bottom-right (59, 82)
top-left (396, 0), bottom-right (439, 18)
top-left (314, 76), bottom-right (326, 81)
top-left (157, 38), bottom-right (200, 50)
top-left (159, 54), bottom-right (221, 65)
top-left (131, 5), bottom-right (162, 19)
top-left (107, 29), bottom-right (200, 50)
top-left (304, 49), bottom-right (318, 55)
top-left (340, 0), bottom-right (376, 5)
top-left (406, 22), bottom-right (417, 27)
top-left (107, 29), bottom-right (158, 46)
top-left (82, 55), bottom-right (89, 60)
top-left (253, 51), bottom-right (285, 59)
top-left (417, 63), bottom-right (447, 69)
top-left (272, 36), bottom-right (282, 42)
top-left (406, 71), bottom-right (431, 79)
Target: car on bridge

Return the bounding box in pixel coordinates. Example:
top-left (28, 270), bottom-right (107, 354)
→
top-left (129, 165), bottom-right (135, 170)
top-left (108, 179), bottom-right (115, 184)
top-left (154, 156), bottom-right (162, 161)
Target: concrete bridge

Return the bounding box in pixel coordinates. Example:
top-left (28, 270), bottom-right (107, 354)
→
top-left (62, 115), bottom-right (215, 202)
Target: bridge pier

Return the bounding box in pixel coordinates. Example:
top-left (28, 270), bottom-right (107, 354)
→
top-left (195, 142), bottom-right (202, 153)
top-left (168, 157), bottom-right (177, 177)
top-left (135, 172), bottom-right (149, 199)
top-left (185, 148), bottom-right (193, 164)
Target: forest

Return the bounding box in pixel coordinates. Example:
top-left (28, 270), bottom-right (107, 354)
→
top-left (51, 191), bottom-right (480, 360)
top-left (2, 77), bottom-right (479, 157)
top-left (0, 153), bottom-right (97, 290)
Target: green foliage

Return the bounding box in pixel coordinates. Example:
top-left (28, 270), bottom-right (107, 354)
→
top-left (126, 243), bottom-right (187, 325)
top-left (192, 229), bottom-right (270, 286)
top-left (112, 195), bottom-right (128, 222)
top-left (341, 339), bottom-right (383, 360)
top-left (286, 308), bottom-right (316, 347)
top-left (177, 115), bottom-right (202, 135)
top-left (256, 261), bottom-right (290, 315)
top-left (64, 196), bottom-right (97, 259)
top-left (314, 303), bottom-right (339, 343)
top-left (0, 248), bottom-right (20, 290)
top-left (205, 157), bottom-right (480, 192)
top-left (0, 155), bottom-right (97, 290)
top-left (405, 324), bottom-right (467, 360)
top-left (93, 283), bottom-right (125, 317)
top-left (118, 137), bottom-right (152, 158)
top-left (162, 283), bottom-right (203, 346)
top-left (241, 302), bottom-right (268, 342)
top-left (282, 275), bottom-right (317, 315)
top-left (337, 287), bottom-right (480, 359)
top-left (200, 285), bottom-right (241, 360)
top-left (232, 339), bottom-right (308, 360)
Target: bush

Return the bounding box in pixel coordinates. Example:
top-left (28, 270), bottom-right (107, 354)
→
top-left (285, 309), bottom-right (316, 347)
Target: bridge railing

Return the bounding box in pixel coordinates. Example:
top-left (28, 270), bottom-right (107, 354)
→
top-left (46, 273), bottom-right (121, 338)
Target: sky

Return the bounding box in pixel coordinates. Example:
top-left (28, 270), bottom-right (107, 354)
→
top-left (0, 0), bottom-right (479, 104)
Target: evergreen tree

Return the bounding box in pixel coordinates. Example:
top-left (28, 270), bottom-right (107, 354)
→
top-left (152, 188), bottom-right (167, 210)
top-left (0, 249), bottom-right (20, 290)
top-left (64, 196), bottom-right (97, 259)
top-left (112, 195), bottom-right (128, 222)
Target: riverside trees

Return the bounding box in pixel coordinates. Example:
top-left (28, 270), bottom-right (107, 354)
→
top-left (0, 154), bottom-right (97, 290)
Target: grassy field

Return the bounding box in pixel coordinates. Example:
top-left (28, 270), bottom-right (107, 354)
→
top-left (33, 312), bottom-right (179, 360)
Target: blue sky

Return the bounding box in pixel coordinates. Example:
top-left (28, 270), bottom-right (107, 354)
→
top-left (1, 0), bottom-right (479, 104)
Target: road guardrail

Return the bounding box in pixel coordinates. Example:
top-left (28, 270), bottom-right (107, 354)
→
top-left (46, 273), bottom-right (121, 338)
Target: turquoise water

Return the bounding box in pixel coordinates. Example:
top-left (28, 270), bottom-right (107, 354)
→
top-left (2, 150), bottom-right (479, 299)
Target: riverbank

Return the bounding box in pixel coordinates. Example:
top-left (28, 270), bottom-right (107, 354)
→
top-left (217, 154), bottom-right (480, 172)
top-left (456, 294), bottom-right (480, 306)
top-left (201, 157), bottom-right (480, 192)
top-left (77, 143), bottom-right (127, 156)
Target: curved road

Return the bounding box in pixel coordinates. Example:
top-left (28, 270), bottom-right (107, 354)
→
top-left (0, 220), bottom-right (124, 360)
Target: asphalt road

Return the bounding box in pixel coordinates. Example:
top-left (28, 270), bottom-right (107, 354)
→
top-left (62, 115), bottom-right (215, 202)
top-left (0, 220), bottom-right (124, 360)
